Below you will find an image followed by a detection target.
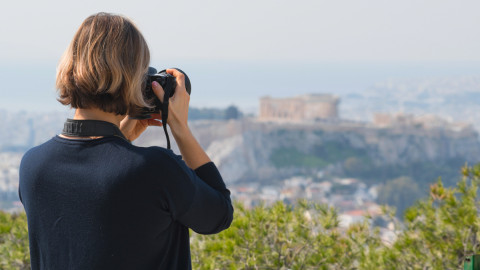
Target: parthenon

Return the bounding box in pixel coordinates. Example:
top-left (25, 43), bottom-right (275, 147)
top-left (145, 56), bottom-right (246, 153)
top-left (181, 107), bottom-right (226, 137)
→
top-left (259, 94), bottom-right (340, 121)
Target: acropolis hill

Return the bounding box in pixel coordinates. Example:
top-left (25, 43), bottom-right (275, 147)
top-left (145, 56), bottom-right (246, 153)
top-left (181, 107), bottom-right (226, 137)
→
top-left (136, 94), bottom-right (480, 183)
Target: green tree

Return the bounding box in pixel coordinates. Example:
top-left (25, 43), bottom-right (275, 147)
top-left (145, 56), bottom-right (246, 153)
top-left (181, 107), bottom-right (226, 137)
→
top-left (225, 105), bottom-right (241, 120)
top-left (377, 176), bottom-right (424, 218)
top-left (0, 211), bottom-right (29, 269)
top-left (192, 164), bottom-right (480, 269)
top-left (191, 201), bottom-right (360, 269)
top-left (389, 164), bottom-right (480, 269)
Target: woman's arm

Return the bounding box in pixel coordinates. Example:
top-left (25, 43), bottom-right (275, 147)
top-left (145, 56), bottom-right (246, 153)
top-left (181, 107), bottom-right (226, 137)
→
top-left (152, 69), bottom-right (211, 169)
top-left (151, 70), bottom-right (233, 233)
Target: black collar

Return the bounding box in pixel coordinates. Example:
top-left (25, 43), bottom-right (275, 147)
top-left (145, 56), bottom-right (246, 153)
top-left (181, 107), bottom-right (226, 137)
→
top-left (61, 119), bottom-right (129, 142)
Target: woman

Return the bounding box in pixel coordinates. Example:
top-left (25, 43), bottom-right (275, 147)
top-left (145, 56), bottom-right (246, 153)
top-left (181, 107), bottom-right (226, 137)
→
top-left (19, 12), bottom-right (233, 270)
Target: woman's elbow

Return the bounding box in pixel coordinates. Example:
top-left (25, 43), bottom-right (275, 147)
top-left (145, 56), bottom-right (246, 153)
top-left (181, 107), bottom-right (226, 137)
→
top-left (196, 204), bottom-right (234, 235)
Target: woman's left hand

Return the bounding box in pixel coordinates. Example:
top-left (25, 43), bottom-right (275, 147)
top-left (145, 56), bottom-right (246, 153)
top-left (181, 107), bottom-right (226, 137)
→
top-left (120, 114), bottom-right (162, 142)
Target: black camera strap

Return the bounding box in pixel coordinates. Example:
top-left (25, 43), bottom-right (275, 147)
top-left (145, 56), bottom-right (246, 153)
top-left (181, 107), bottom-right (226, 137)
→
top-left (61, 118), bottom-right (129, 142)
top-left (161, 84), bottom-right (175, 149)
top-left (162, 85), bottom-right (173, 150)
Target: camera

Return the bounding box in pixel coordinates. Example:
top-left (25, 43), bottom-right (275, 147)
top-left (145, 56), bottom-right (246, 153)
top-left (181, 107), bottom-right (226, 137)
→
top-left (130, 67), bottom-right (191, 119)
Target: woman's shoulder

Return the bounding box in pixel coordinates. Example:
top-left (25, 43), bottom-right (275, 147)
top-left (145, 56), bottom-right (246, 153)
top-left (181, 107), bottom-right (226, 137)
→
top-left (130, 144), bottom-right (187, 169)
top-left (131, 144), bottom-right (180, 159)
top-left (22, 137), bottom-right (58, 160)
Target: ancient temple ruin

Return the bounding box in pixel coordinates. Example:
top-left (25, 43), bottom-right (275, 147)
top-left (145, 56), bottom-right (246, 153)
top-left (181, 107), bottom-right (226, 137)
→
top-left (259, 94), bottom-right (340, 121)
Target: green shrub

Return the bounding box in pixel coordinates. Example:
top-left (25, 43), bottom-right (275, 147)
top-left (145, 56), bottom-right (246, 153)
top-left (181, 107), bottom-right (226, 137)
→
top-left (5, 164), bottom-right (480, 269)
top-left (0, 211), bottom-right (29, 270)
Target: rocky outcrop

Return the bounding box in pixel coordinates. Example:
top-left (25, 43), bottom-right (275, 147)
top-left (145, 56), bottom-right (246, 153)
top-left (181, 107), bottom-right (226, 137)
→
top-left (135, 119), bottom-right (480, 183)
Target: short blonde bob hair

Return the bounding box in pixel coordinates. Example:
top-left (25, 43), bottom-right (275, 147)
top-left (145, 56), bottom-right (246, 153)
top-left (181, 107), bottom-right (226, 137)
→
top-left (56, 12), bottom-right (150, 115)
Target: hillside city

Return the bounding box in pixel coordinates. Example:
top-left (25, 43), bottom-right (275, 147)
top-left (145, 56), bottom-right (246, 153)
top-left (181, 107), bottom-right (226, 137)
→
top-left (1, 75), bottom-right (480, 244)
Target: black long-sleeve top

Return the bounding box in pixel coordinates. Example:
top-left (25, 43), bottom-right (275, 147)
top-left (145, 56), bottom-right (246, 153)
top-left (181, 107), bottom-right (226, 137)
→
top-left (19, 135), bottom-right (233, 270)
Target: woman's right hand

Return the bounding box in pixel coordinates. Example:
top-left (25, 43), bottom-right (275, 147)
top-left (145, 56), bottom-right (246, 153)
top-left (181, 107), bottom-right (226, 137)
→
top-left (152, 69), bottom-right (211, 169)
top-left (151, 69), bottom-right (190, 135)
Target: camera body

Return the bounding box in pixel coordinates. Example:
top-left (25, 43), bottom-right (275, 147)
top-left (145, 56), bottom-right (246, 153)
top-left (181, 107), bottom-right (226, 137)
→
top-left (131, 67), bottom-right (191, 119)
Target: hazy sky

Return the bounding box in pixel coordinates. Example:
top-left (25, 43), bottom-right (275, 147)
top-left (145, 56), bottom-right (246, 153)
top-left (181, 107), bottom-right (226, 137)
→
top-left (1, 0), bottom-right (480, 112)
top-left (2, 0), bottom-right (480, 63)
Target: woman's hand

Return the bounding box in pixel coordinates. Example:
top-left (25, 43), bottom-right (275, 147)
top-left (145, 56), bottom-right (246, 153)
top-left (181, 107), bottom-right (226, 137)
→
top-left (120, 113), bottom-right (162, 142)
top-left (122, 68), bottom-right (190, 143)
top-left (151, 69), bottom-right (211, 169)
top-left (151, 69), bottom-right (190, 136)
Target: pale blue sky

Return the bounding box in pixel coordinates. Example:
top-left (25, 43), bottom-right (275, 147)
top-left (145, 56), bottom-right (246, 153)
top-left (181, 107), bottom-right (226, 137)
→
top-left (2, 0), bottom-right (480, 63)
top-left (1, 0), bottom-right (480, 112)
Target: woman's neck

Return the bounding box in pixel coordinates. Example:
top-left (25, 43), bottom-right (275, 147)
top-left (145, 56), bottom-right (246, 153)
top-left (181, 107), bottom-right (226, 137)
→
top-left (73, 108), bottom-right (124, 127)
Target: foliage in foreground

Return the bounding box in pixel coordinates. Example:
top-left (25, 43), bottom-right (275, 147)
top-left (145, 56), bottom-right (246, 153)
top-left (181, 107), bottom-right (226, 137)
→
top-left (191, 200), bottom-right (391, 269)
top-left (0, 211), bottom-right (29, 269)
top-left (4, 164), bottom-right (480, 269)
top-left (192, 164), bottom-right (480, 269)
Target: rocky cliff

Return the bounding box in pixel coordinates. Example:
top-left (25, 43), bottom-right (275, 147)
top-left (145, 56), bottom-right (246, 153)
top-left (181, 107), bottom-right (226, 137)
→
top-left (135, 119), bottom-right (480, 184)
